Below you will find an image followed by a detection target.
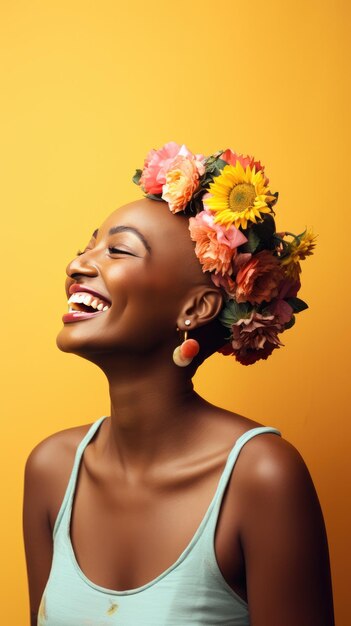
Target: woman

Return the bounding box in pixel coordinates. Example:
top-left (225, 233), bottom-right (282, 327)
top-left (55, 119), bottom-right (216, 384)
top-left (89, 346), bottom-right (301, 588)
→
top-left (23, 143), bottom-right (335, 625)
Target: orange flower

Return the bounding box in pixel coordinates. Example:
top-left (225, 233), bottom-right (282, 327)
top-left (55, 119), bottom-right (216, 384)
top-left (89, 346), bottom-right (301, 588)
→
top-left (188, 209), bottom-right (247, 275)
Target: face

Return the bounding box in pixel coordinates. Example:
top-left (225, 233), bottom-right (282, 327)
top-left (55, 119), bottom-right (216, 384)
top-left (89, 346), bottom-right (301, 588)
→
top-left (56, 198), bottom-right (212, 361)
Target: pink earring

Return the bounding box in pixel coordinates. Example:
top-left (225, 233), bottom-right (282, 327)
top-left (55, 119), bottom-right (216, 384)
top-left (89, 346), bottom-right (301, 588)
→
top-left (172, 321), bottom-right (200, 367)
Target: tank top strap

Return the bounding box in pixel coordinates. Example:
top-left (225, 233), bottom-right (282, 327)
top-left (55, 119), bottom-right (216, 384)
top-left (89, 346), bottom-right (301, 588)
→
top-left (53, 415), bottom-right (107, 539)
top-left (209, 426), bottom-right (281, 519)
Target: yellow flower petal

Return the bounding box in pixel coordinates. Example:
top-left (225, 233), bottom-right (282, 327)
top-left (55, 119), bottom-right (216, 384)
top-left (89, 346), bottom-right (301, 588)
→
top-left (205, 162), bottom-right (274, 229)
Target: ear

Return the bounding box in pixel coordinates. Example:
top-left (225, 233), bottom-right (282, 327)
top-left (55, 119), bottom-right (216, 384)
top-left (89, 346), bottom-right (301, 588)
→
top-left (176, 286), bottom-right (224, 331)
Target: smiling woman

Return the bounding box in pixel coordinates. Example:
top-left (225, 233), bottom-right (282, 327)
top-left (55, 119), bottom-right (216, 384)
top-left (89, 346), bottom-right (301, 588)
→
top-left (23, 143), bottom-right (334, 626)
top-left (64, 226), bottom-right (151, 322)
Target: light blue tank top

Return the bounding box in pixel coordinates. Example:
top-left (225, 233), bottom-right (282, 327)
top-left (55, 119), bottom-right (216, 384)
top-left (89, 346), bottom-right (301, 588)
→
top-left (38, 416), bottom-right (281, 626)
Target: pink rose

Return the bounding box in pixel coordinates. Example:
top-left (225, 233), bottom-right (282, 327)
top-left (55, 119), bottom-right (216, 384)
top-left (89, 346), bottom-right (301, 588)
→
top-left (189, 209), bottom-right (248, 275)
top-left (139, 141), bottom-right (204, 195)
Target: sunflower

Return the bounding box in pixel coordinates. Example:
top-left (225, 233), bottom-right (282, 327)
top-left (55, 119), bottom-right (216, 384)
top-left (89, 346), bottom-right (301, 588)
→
top-left (280, 228), bottom-right (317, 281)
top-left (204, 162), bottom-right (276, 229)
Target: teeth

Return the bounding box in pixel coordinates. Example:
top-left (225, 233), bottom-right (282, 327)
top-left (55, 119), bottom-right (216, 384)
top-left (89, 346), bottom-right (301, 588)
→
top-left (67, 291), bottom-right (111, 312)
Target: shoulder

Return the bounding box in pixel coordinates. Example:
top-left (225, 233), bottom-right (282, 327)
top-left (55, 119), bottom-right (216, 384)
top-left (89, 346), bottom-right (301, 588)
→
top-left (199, 404), bottom-right (314, 500)
top-left (25, 421), bottom-right (92, 476)
top-left (235, 429), bottom-right (315, 501)
top-left (24, 421), bottom-right (94, 530)
top-left (231, 429), bottom-right (325, 548)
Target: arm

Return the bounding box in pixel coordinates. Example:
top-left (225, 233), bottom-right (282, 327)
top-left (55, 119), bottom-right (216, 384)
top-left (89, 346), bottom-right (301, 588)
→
top-left (238, 436), bottom-right (335, 625)
top-left (23, 443), bottom-right (55, 626)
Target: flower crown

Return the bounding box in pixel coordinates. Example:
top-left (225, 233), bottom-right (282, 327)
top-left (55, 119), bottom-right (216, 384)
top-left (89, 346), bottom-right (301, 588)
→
top-left (133, 141), bottom-right (317, 366)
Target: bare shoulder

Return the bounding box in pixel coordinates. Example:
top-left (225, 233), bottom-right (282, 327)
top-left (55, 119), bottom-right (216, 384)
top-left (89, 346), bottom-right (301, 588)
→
top-left (234, 428), bottom-right (316, 500)
top-left (205, 404), bottom-right (315, 503)
top-left (24, 420), bottom-right (94, 531)
top-left (25, 420), bottom-right (93, 480)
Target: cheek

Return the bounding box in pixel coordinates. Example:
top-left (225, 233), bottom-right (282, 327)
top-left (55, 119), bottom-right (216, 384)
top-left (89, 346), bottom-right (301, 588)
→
top-left (102, 263), bottom-right (179, 344)
top-left (109, 258), bottom-right (175, 308)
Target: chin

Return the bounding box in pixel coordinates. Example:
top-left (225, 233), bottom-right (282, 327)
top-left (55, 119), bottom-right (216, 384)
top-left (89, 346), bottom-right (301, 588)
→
top-left (56, 325), bottom-right (100, 356)
top-left (55, 326), bottom-right (121, 367)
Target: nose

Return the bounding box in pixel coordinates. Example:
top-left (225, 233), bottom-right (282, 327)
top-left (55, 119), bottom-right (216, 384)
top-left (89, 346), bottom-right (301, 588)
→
top-left (65, 250), bottom-right (99, 281)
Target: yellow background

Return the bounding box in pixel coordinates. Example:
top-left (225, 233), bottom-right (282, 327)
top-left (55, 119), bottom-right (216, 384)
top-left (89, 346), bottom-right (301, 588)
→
top-left (1, 1), bottom-right (349, 623)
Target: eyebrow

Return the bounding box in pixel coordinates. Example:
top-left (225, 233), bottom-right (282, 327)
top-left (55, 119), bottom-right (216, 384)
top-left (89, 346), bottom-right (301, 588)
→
top-left (92, 226), bottom-right (151, 253)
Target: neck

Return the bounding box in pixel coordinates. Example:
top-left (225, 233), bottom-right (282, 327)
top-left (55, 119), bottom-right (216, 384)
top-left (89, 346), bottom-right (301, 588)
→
top-left (89, 350), bottom-right (205, 475)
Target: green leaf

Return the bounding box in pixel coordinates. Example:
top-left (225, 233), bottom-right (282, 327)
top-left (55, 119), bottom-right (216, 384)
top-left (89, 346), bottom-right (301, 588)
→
top-left (238, 227), bottom-right (261, 253)
top-left (239, 214), bottom-right (277, 253)
top-left (186, 194), bottom-right (205, 216)
top-left (145, 193), bottom-right (164, 202)
top-left (219, 300), bottom-right (252, 328)
top-left (132, 169), bottom-right (142, 185)
top-left (254, 214), bottom-right (276, 242)
top-left (204, 151), bottom-right (224, 167)
top-left (203, 154), bottom-right (228, 182)
top-left (285, 297), bottom-right (308, 313)
top-left (216, 158), bottom-right (228, 171)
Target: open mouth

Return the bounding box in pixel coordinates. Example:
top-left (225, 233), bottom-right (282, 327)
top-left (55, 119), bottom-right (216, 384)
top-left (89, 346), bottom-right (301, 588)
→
top-left (67, 292), bottom-right (111, 314)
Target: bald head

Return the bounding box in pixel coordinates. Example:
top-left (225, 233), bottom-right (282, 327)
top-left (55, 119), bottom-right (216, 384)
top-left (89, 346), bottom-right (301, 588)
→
top-left (95, 198), bottom-right (213, 290)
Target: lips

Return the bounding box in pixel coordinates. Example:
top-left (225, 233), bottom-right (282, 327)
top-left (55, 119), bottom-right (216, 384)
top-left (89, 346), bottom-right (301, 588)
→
top-left (63, 283), bottom-right (112, 323)
top-left (62, 309), bottom-right (107, 323)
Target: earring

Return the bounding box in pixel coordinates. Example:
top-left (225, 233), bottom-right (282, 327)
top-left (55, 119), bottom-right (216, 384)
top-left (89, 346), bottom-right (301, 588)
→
top-left (172, 323), bottom-right (200, 367)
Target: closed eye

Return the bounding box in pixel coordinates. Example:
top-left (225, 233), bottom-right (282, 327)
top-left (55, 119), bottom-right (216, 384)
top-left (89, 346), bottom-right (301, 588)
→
top-left (75, 247), bottom-right (137, 257)
top-left (108, 247), bottom-right (137, 256)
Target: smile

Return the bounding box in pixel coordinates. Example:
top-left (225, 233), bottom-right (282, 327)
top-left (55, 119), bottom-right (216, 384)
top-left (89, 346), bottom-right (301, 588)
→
top-left (62, 291), bottom-right (111, 323)
top-left (67, 292), bottom-right (111, 313)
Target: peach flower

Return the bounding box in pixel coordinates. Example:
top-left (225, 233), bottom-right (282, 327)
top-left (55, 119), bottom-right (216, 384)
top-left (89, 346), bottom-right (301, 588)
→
top-left (139, 142), bottom-right (204, 195)
top-left (162, 155), bottom-right (204, 213)
top-left (188, 209), bottom-right (248, 275)
top-left (235, 250), bottom-right (284, 305)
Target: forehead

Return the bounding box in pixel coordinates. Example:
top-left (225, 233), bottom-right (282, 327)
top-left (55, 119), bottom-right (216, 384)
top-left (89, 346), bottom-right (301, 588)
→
top-left (96, 198), bottom-right (206, 282)
top-left (99, 199), bottom-right (190, 241)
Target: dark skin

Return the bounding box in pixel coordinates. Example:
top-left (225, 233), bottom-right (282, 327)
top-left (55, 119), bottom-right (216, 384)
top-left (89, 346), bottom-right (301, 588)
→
top-left (23, 198), bottom-right (335, 625)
